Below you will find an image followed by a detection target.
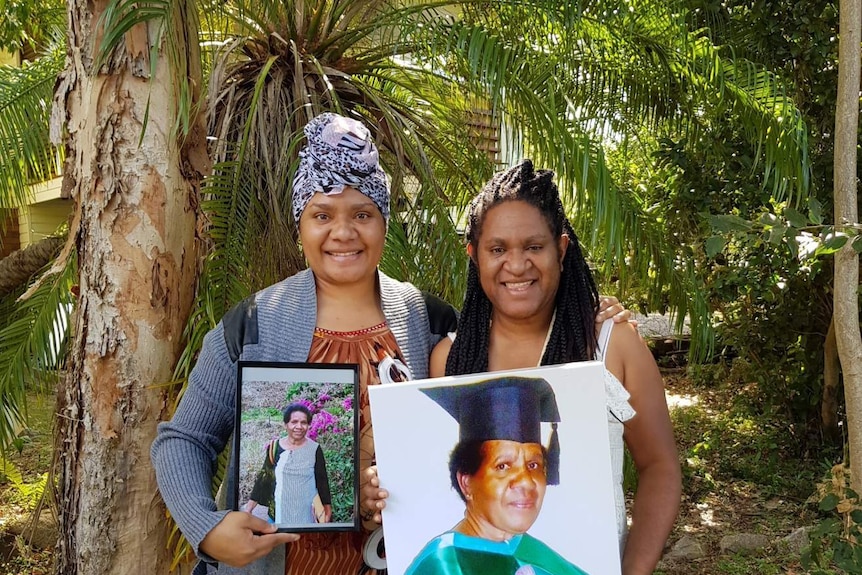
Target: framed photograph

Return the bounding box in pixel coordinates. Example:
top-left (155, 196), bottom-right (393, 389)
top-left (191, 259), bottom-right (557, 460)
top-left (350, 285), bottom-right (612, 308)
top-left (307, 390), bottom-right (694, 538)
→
top-left (369, 362), bottom-right (620, 575)
top-left (233, 361), bottom-right (360, 532)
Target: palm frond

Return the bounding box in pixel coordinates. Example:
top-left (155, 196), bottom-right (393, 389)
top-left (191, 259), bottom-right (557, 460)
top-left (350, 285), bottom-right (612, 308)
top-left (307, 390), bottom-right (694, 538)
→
top-left (0, 252), bottom-right (75, 452)
top-left (0, 40), bottom-right (64, 220)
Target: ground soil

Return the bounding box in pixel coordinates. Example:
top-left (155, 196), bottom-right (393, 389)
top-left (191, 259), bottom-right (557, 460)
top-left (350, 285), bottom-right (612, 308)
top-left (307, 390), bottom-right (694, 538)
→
top-left (657, 372), bottom-right (817, 575)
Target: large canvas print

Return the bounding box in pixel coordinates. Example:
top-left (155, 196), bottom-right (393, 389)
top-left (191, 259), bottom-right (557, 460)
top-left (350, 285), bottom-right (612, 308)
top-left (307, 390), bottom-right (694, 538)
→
top-left (233, 361), bottom-right (360, 532)
top-left (369, 362), bottom-right (620, 575)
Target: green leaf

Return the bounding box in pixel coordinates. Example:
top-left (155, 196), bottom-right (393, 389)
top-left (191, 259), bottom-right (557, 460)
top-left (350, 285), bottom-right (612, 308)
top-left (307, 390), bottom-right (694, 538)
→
top-left (708, 214), bottom-right (753, 233)
top-left (817, 234), bottom-right (849, 256)
top-left (705, 236), bottom-right (725, 258)
top-left (820, 493), bottom-right (840, 512)
top-left (784, 207), bottom-right (807, 228)
top-left (784, 226), bottom-right (799, 259)
top-left (768, 225), bottom-right (788, 244)
top-left (758, 212), bottom-right (779, 225)
top-left (850, 509), bottom-right (862, 524)
top-left (852, 236), bottom-right (862, 254)
top-left (0, 252), bottom-right (76, 452)
top-left (809, 198), bottom-right (823, 225)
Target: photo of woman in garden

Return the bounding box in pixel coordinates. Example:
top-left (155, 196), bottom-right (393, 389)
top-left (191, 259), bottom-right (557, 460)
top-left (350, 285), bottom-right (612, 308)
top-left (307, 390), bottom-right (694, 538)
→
top-left (236, 373), bottom-right (358, 532)
top-left (244, 403), bottom-right (333, 525)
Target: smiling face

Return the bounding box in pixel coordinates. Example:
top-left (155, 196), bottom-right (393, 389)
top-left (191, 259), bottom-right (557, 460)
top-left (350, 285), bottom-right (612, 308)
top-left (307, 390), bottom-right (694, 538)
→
top-left (458, 440), bottom-right (547, 540)
top-left (285, 410), bottom-right (310, 442)
top-left (298, 186), bottom-right (386, 289)
top-left (470, 200), bottom-right (568, 322)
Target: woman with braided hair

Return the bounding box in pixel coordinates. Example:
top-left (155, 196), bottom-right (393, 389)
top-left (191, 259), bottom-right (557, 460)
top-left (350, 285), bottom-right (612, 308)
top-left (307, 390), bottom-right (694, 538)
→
top-left (426, 160), bottom-right (681, 575)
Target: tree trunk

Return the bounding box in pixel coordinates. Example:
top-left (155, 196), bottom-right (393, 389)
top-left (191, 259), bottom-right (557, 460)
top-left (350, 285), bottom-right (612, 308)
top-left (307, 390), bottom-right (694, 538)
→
top-left (0, 236), bottom-right (64, 297)
top-left (51, 0), bottom-right (208, 572)
top-left (833, 0), bottom-right (862, 495)
top-left (822, 316), bottom-right (841, 439)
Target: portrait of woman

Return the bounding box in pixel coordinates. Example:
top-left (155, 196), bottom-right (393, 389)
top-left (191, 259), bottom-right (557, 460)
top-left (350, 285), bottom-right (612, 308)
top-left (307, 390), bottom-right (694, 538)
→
top-left (404, 376), bottom-right (589, 575)
top-left (244, 403), bottom-right (333, 525)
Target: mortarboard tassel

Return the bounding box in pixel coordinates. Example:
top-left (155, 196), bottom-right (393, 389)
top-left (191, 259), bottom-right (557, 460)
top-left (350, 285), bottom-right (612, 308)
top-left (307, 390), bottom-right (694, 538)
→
top-left (546, 422), bottom-right (560, 485)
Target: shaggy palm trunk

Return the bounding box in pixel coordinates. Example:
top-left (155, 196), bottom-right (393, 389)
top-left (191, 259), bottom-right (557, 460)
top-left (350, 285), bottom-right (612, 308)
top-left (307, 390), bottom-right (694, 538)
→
top-left (0, 236), bottom-right (64, 297)
top-left (51, 0), bottom-right (208, 572)
top-left (833, 0), bottom-right (862, 494)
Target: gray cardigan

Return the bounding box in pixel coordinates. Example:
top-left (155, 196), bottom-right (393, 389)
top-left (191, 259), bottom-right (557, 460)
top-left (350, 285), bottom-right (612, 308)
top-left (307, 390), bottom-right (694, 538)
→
top-left (151, 269), bottom-right (449, 573)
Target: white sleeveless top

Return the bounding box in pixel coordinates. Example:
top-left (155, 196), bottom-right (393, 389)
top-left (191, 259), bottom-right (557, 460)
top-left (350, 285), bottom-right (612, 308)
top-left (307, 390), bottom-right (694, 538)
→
top-left (595, 319), bottom-right (636, 551)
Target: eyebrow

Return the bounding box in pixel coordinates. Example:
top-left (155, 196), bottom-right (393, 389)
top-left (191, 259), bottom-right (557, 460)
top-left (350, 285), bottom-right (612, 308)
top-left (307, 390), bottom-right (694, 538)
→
top-left (482, 234), bottom-right (551, 244)
top-left (307, 199), bottom-right (377, 210)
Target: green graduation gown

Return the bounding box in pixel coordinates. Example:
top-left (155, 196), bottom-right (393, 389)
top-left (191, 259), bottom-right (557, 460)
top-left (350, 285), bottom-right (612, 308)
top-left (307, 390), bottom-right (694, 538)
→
top-left (404, 532), bottom-right (590, 575)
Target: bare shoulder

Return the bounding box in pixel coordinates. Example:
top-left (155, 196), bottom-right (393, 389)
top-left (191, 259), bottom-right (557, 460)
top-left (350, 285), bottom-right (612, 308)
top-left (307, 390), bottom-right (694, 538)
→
top-left (607, 320), bottom-right (647, 350)
top-left (429, 338), bottom-right (453, 378)
top-left (604, 321), bottom-right (660, 390)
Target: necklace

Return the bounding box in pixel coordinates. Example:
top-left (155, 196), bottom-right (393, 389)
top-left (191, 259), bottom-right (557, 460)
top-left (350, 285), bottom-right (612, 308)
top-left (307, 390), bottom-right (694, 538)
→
top-left (537, 310), bottom-right (556, 366)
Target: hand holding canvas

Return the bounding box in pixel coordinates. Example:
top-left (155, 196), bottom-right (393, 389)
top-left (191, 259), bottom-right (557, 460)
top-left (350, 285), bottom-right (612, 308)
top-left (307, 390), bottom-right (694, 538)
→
top-left (199, 511), bottom-right (300, 567)
top-left (360, 465), bottom-right (388, 523)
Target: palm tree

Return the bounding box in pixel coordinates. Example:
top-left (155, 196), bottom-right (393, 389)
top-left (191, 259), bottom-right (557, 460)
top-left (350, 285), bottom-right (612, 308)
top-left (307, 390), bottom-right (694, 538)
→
top-left (180, 0), bottom-right (809, 370)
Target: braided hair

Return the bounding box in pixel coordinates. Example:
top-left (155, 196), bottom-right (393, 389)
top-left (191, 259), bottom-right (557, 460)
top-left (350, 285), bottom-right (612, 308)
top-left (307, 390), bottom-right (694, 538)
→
top-left (445, 160), bottom-right (599, 376)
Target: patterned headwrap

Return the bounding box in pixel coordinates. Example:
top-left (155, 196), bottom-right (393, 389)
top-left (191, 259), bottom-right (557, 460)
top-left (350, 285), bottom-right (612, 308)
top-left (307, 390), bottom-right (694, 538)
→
top-left (292, 112), bottom-right (390, 224)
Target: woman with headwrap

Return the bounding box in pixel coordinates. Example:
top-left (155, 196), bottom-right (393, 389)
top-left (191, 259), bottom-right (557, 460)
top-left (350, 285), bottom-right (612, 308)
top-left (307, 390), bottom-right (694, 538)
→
top-left (151, 114), bottom-right (629, 575)
top-left (152, 112), bottom-right (452, 575)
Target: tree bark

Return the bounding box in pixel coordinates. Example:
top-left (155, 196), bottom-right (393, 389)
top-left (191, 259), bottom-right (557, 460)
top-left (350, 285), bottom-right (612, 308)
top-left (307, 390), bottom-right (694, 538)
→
top-left (822, 316), bottom-right (841, 439)
top-left (833, 0), bottom-right (862, 495)
top-left (52, 0), bottom-right (208, 572)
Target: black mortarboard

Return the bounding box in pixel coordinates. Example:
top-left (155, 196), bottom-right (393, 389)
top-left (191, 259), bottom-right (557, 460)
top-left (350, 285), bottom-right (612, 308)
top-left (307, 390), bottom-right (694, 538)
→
top-left (421, 376), bottom-right (562, 484)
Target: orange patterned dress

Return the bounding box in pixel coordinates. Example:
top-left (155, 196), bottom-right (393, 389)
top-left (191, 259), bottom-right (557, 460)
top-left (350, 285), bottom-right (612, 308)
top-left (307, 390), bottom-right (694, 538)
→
top-left (284, 322), bottom-right (407, 575)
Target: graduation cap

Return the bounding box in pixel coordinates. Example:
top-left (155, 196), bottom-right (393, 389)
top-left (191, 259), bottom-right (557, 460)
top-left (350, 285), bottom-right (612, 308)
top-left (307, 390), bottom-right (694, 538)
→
top-left (421, 376), bottom-right (562, 484)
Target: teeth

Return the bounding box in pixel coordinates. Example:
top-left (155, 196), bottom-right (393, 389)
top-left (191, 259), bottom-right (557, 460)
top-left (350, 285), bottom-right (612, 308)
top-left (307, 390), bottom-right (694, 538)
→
top-left (330, 251), bottom-right (359, 256)
top-left (505, 281), bottom-right (532, 289)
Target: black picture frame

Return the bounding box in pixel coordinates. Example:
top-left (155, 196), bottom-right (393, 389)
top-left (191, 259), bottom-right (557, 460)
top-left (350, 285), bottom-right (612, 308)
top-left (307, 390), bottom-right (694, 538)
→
top-left (234, 361), bottom-right (360, 532)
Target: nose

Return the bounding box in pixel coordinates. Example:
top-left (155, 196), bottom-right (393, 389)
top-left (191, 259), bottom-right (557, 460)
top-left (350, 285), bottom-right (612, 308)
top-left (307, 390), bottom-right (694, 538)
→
top-left (330, 217), bottom-right (357, 240)
top-left (503, 250), bottom-right (530, 275)
top-left (509, 464), bottom-right (538, 492)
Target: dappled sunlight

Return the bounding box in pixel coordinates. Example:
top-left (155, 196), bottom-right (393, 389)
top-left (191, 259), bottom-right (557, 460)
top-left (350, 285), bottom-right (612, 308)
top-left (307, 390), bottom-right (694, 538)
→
top-left (666, 392), bottom-right (699, 409)
top-left (696, 502), bottom-right (721, 527)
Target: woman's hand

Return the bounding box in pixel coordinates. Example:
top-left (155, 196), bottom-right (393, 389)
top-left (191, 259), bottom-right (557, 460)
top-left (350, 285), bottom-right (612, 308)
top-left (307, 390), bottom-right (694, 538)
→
top-left (360, 466), bottom-right (388, 524)
top-left (199, 511), bottom-right (300, 567)
top-left (322, 504), bottom-right (332, 523)
top-left (596, 295), bottom-right (636, 326)
top-left (243, 500), bottom-right (258, 513)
